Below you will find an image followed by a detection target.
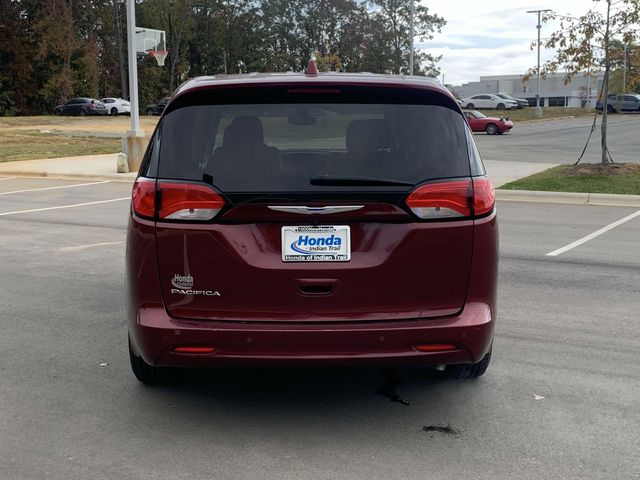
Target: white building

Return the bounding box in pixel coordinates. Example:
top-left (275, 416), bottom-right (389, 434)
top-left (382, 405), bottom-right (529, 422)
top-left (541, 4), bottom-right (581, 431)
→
top-left (452, 72), bottom-right (604, 108)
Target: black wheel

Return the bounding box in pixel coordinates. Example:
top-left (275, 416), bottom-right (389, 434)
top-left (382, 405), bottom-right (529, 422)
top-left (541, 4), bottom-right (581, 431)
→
top-left (466, 103), bottom-right (475, 109)
top-left (496, 103), bottom-right (505, 110)
top-left (146, 108), bottom-right (155, 116)
top-left (79, 109), bottom-right (87, 116)
top-left (54, 108), bottom-right (62, 116)
top-left (485, 123), bottom-right (498, 135)
top-left (607, 105), bottom-right (614, 114)
top-left (446, 347), bottom-right (492, 379)
top-left (129, 337), bottom-right (175, 385)
top-left (110, 107), bottom-right (119, 116)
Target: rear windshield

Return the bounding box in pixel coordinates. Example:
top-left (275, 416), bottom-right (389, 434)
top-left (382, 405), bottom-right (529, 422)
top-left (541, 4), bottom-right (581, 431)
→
top-left (158, 90), bottom-right (470, 192)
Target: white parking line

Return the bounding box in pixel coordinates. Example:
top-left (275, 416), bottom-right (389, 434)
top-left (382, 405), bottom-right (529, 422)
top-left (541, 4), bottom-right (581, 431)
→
top-left (0, 197), bottom-right (130, 217)
top-left (547, 209), bottom-right (640, 256)
top-left (0, 180), bottom-right (109, 195)
top-left (59, 241), bottom-right (124, 252)
top-left (0, 177), bottom-right (17, 181)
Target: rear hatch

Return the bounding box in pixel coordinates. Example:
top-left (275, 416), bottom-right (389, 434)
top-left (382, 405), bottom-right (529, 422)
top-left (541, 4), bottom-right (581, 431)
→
top-left (144, 84), bottom-right (486, 323)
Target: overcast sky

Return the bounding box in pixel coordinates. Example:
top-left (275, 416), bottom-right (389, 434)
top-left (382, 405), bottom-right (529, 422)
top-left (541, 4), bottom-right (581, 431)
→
top-left (418, 0), bottom-right (606, 86)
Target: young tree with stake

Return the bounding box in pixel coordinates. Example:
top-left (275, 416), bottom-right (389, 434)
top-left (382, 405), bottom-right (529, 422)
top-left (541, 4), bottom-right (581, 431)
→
top-left (528, 0), bottom-right (640, 165)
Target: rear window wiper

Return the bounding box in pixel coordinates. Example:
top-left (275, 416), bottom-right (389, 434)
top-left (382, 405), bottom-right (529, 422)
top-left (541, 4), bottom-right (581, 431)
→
top-left (310, 175), bottom-right (414, 187)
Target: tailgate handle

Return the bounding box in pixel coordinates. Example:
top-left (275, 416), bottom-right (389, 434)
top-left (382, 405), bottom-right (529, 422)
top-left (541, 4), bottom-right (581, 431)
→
top-left (268, 205), bottom-right (363, 215)
top-left (296, 279), bottom-right (339, 296)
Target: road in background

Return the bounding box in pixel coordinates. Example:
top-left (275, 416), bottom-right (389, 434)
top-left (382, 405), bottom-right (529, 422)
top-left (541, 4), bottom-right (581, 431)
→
top-left (476, 115), bottom-right (640, 165)
top-left (0, 178), bottom-right (639, 480)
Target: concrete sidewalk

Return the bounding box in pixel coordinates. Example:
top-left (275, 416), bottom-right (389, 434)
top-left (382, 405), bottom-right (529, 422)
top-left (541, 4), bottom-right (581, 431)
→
top-left (0, 153), bottom-right (136, 182)
top-left (0, 153), bottom-right (555, 187)
top-left (483, 160), bottom-right (558, 187)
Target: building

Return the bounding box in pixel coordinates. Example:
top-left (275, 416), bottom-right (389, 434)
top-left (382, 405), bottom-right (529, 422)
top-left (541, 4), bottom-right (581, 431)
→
top-left (452, 72), bottom-right (605, 107)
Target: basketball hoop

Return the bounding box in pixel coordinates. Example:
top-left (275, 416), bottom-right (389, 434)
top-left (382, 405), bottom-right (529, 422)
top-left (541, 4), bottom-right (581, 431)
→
top-left (149, 50), bottom-right (168, 67)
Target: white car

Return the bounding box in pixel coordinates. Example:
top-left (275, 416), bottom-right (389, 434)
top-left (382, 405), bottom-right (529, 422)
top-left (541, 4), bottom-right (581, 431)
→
top-left (461, 94), bottom-right (518, 110)
top-left (101, 98), bottom-right (131, 116)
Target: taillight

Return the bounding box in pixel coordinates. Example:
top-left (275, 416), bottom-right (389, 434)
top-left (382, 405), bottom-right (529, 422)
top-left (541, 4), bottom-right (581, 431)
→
top-left (157, 182), bottom-right (225, 220)
top-left (406, 177), bottom-right (495, 220)
top-left (131, 178), bottom-right (225, 221)
top-left (472, 177), bottom-right (495, 216)
top-left (131, 177), bottom-right (156, 218)
top-left (406, 180), bottom-right (472, 219)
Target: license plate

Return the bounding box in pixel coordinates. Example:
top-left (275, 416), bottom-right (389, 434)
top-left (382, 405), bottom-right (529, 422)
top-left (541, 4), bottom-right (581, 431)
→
top-left (281, 226), bottom-right (350, 262)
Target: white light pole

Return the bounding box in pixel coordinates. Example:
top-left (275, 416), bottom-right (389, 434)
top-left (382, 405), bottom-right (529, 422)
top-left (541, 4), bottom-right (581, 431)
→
top-left (527, 9), bottom-right (552, 118)
top-left (125, 0), bottom-right (146, 171)
top-left (622, 43), bottom-right (627, 93)
top-left (409, 0), bottom-right (415, 75)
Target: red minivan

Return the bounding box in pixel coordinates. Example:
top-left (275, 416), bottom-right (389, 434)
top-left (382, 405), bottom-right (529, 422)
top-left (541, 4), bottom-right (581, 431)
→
top-left (126, 69), bottom-right (498, 384)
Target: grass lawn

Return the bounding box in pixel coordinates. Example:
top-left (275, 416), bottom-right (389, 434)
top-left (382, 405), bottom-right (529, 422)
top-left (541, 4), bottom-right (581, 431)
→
top-left (0, 115), bottom-right (159, 129)
top-left (479, 107), bottom-right (595, 122)
top-left (0, 129), bottom-right (121, 163)
top-left (500, 164), bottom-right (640, 195)
top-left (0, 115), bottom-right (161, 162)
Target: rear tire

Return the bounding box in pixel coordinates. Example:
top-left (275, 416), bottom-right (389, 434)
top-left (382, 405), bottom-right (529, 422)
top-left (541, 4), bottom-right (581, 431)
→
top-left (79, 109), bottom-right (87, 116)
top-left (496, 103), bottom-right (505, 110)
top-left (607, 105), bottom-right (614, 114)
top-left (111, 107), bottom-right (119, 116)
top-left (146, 108), bottom-right (155, 116)
top-left (129, 337), bottom-right (175, 385)
top-left (485, 123), bottom-right (498, 135)
top-left (446, 347), bottom-right (492, 379)
top-left (466, 103), bottom-right (475, 109)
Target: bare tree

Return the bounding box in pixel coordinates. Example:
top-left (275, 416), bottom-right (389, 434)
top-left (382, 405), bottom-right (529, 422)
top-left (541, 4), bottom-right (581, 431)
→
top-left (528, 0), bottom-right (640, 165)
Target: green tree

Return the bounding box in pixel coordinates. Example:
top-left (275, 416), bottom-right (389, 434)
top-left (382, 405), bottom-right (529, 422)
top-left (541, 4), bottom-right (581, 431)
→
top-left (0, 0), bottom-right (36, 114)
top-left (366, 0), bottom-right (445, 75)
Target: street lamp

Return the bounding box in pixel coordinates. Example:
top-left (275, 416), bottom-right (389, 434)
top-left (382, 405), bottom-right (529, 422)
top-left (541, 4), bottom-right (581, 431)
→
top-left (527, 9), bottom-right (552, 118)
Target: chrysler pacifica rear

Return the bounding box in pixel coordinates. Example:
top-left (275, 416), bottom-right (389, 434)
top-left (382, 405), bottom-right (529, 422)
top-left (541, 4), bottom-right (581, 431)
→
top-left (126, 70), bottom-right (498, 384)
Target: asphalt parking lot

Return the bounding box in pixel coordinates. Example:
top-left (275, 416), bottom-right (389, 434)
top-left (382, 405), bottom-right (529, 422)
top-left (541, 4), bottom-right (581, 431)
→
top-left (475, 115), bottom-right (640, 165)
top-left (0, 177), bottom-right (639, 480)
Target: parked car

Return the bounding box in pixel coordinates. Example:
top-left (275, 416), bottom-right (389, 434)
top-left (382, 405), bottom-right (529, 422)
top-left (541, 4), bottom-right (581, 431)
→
top-left (596, 93), bottom-right (640, 113)
top-left (145, 97), bottom-right (169, 115)
top-left (463, 109), bottom-right (513, 135)
top-left (55, 98), bottom-right (108, 116)
top-left (126, 65), bottom-right (498, 384)
top-left (101, 97), bottom-right (131, 116)
top-left (461, 93), bottom-right (517, 110)
top-left (495, 93), bottom-right (528, 109)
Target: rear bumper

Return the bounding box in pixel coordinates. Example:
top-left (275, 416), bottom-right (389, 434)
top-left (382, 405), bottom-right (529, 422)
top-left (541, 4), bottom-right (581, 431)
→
top-left (129, 302), bottom-right (495, 368)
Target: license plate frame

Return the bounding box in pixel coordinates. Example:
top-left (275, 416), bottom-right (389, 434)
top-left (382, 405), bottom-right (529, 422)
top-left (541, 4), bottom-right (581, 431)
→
top-left (281, 225), bottom-right (351, 262)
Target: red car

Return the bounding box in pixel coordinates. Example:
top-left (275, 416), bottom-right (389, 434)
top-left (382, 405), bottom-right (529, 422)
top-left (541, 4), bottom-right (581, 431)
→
top-left (464, 109), bottom-right (513, 135)
top-left (126, 65), bottom-right (498, 384)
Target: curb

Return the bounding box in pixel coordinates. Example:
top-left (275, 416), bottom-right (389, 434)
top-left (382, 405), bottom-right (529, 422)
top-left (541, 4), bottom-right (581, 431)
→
top-left (496, 189), bottom-right (640, 207)
top-left (0, 171), bottom-right (136, 183)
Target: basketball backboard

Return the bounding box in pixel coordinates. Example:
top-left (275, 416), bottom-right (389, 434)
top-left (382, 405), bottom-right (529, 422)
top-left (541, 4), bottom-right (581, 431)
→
top-left (135, 28), bottom-right (166, 55)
